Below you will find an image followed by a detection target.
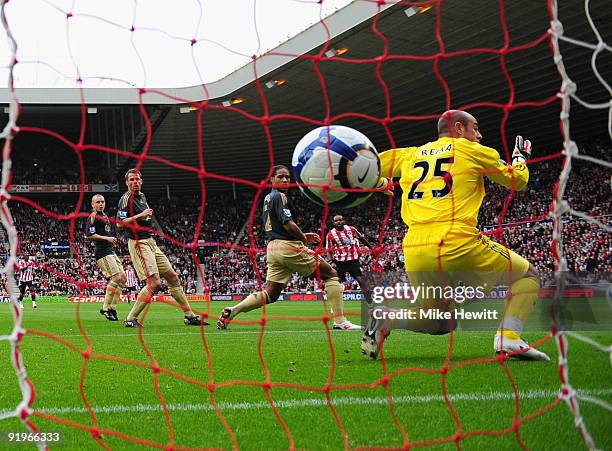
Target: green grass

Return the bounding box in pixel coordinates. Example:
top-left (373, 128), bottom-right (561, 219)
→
top-left (1, 298), bottom-right (611, 450)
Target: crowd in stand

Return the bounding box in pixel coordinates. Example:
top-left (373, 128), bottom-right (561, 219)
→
top-left (1, 146), bottom-right (610, 296)
top-left (11, 147), bottom-right (113, 185)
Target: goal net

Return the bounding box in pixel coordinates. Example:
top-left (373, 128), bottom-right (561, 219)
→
top-left (1, 0), bottom-right (610, 449)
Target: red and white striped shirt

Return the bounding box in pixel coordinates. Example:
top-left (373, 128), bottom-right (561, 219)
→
top-left (18, 259), bottom-right (35, 283)
top-left (326, 225), bottom-right (362, 262)
top-left (125, 266), bottom-right (138, 288)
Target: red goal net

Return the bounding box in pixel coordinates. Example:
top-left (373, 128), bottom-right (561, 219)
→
top-left (1, 0), bottom-right (610, 449)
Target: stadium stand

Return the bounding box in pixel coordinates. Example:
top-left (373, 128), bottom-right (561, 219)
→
top-left (0, 1), bottom-right (610, 448)
top-left (2, 144), bottom-right (609, 295)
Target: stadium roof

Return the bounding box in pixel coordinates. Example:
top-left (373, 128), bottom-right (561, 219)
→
top-left (1, 1), bottom-right (611, 193)
top-left (0, 1), bottom-right (391, 104)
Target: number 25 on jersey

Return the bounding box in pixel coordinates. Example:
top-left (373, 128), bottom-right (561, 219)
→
top-left (407, 156), bottom-right (454, 200)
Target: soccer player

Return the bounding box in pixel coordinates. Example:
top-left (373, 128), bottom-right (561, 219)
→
top-left (86, 194), bottom-right (126, 321)
top-left (17, 256), bottom-right (37, 309)
top-left (217, 165), bottom-right (360, 331)
top-left (362, 110), bottom-right (549, 361)
top-left (124, 262), bottom-right (139, 304)
top-left (326, 215), bottom-right (373, 303)
top-left (117, 168), bottom-right (208, 327)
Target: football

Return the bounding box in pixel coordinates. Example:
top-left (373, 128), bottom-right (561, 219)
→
top-left (291, 125), bottom-right (381, 208)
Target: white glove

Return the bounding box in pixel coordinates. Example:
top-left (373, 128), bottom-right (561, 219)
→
top-left (512, 135), bottom-right (531, 165)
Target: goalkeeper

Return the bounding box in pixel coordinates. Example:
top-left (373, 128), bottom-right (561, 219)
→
top-left (362, 109), bottom-right (549, 361)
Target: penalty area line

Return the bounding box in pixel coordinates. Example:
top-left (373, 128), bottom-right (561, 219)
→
top-left (7, 389), bottom-right (612, 416)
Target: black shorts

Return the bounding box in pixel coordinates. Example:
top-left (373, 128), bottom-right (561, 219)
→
top-left (333, 259), bottom-right (362, 282)
top-left (19, 281), bottom-right (35, 294)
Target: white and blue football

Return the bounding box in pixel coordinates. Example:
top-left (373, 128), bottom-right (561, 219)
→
top-left (291, 125), bottom-right (381, 208)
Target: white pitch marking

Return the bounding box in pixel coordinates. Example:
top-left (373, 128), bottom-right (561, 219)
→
top-left (3, 389), bottom-right (611, 417)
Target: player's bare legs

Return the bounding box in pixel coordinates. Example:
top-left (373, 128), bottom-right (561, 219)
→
top-left (111, 271), bottom-right (127, 305)
top-left (19, 285), bottom-right (38, 309)
top-left (125, 273), bottom-right (162, 324)
top-left (101, 271), bottom-right (126, 321)
top-left (317, 259), bottom-right (358, 329)
top-left (124, 270), bottom-right (207, 326)
top-left (218, 259), bottom-right (358, 330)
top-left (161, 269), bottom-right (207, 324)
top-left (217, 281), bottom-right (284, 329)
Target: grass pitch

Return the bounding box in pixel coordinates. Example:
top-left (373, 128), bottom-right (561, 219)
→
top-left (1, 298), bottom-right (611, 450)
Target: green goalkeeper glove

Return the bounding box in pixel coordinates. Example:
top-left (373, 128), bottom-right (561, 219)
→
top-left (512, 135), bottom-right (532, 165)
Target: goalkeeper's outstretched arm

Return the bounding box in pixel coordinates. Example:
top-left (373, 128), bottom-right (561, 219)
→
top-left (482, 135), bottom-right (531, 191)
top-left (375, 146), bottom-right (416, 196)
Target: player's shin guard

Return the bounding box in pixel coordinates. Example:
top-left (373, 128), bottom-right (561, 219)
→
top-left (497, 275), bottom-right (540, 339)
top-left (169, 284), bottom-right (194, 316)
top-left (233, 291), bottom-right (271, 315)
top-left (325, 277), bottom-right (345, 324)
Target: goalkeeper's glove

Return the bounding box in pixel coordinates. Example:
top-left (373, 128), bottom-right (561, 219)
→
top-left (376, 177), bottom-right (394, 196)
top-left (511, 135), bottom-right (532, 165)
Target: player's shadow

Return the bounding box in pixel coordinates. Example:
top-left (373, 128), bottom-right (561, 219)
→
top-left (341, 349), bottom-right (507, 368)
top-left (340, 353), bottom-right (446, 367)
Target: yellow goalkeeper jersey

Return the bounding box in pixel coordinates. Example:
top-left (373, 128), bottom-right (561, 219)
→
top-left (379, 137), bottom-right (529, 228)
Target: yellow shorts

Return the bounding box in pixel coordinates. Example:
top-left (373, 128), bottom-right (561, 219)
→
top-left (128, 237), bottom-right (172, 281)
top-left (96, 254), bottom-right (123, 279)
top-left (266, 240), bottom-right (319, 284)
top-left (403, 225), bottom-right (530, 308)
